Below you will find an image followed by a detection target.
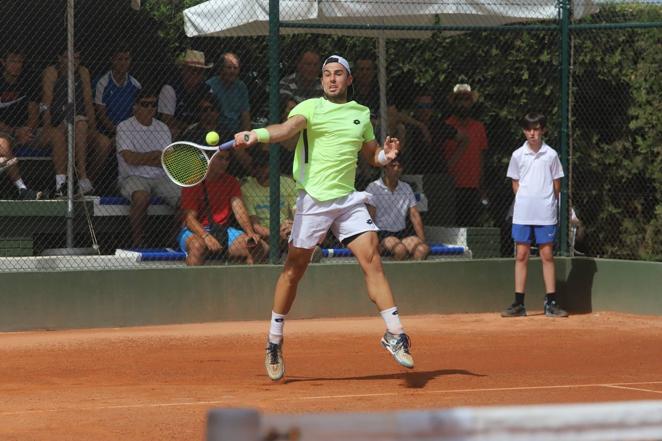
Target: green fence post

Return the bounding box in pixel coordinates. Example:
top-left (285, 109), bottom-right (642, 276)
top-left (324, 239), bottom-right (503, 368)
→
top-left (559, 0), bottom-right (570, 256)
top-left (268, 0), bottom-right (281, 264)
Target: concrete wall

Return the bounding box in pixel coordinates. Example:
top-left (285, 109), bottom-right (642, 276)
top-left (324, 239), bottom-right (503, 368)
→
top-left (0, 257), bottom-right (659, 331)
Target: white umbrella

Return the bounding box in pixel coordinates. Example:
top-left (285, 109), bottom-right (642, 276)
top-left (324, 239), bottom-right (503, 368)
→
top-left (184, 0), bottom-right (596, 141)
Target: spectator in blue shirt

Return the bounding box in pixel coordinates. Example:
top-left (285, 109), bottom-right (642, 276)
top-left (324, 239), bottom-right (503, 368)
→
top-left (95, 46), bottom-right (142, 138)
top-left (206, 52), bottom-right (252, 174)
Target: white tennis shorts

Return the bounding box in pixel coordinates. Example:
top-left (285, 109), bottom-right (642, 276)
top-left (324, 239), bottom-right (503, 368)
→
top-left (290, 190), bottom-right (379, 249)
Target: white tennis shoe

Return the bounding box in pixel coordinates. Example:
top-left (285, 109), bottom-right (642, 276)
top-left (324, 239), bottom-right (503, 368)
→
top-left (381, 331), bottom-right (414, 369)
top-left (265, 340), bottom-right (285, 381)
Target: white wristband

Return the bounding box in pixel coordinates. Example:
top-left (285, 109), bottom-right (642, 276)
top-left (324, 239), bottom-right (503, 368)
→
top-left (377, 149), bottom-right (390, 166)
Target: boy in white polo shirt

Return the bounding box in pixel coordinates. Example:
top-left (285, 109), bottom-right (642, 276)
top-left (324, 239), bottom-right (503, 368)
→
top-left (502, 112), bottom-right (568, 318)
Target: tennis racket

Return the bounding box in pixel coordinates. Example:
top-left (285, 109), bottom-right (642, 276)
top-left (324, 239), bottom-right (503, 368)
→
top-left (161, 135), bottom-right (249, 187)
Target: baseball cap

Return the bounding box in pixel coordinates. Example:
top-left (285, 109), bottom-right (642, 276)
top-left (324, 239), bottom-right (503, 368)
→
top-left (322, 55), bottom-right (351, 75)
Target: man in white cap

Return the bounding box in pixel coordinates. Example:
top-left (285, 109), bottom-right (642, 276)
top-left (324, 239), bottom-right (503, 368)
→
top-left (234, 54), bottom-right (415, 381)
top-left (158, 49), bottom-right (212, 139)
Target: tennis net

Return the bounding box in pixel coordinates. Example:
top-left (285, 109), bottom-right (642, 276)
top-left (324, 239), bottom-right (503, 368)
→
top-left (207, 399), bottom-right (662, 441)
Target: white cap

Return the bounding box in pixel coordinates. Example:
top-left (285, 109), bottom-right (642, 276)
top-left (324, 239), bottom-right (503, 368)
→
top-left (322, 55), bottom-right (351, 75)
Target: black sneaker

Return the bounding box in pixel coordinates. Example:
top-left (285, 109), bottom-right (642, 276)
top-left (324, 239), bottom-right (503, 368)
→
top-left (544, 301), bottom-right (569, 318)
top-left (17, 188), bottom-right (43, 200)
top-left (51, 182), bottom-right (66, 199)
top-left (501, 303), bottom-right (527, 317)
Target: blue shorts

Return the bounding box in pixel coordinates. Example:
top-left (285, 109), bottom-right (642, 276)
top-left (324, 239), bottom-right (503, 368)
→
top-left (512, 224), bottom-right (557, 245)
top-left (178, 226), bottom-right (243, 253)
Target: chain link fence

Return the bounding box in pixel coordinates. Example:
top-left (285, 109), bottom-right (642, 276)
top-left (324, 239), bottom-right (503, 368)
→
top-left (0, 0), bottom-right (659, 271)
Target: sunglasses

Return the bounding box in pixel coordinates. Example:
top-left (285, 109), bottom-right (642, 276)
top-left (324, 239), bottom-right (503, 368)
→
top-left (139, 101), bottom-right (157, 108)
top-left (198, 105), bottom-right (216, 113)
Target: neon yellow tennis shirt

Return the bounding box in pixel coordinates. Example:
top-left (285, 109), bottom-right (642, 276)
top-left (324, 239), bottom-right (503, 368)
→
top-left (289, 97), bottom-right (375, 201)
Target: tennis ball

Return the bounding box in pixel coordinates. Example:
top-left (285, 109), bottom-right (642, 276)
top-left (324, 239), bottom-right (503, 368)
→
top-left (205, 131), bottom-right (220, 146)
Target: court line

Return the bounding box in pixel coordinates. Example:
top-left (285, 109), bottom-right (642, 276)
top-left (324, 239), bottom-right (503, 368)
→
top-left (2, 381), bottom-right (661, 416)
top-left (275, 380), bottom-right (662, 401)
top-left (0, 398), bottom-right (236, 416)
top-left (603, 385), bottom-right (662, 395)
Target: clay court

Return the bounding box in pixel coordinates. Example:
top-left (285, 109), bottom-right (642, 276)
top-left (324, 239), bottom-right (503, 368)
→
top-left (1, 311), bottom-right (661, 440)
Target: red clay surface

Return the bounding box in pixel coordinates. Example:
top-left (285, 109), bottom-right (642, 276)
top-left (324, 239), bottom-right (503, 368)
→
top-left (1, 312), bottom-right (661, 440)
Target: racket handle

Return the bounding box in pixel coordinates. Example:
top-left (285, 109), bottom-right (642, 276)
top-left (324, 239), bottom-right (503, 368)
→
top-left (218, 134), bottom-right (251, 151)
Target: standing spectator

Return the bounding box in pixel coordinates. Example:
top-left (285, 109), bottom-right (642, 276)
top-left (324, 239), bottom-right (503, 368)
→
top-left (400, 92), bottom-right (465, 225)
top-left (116, 88), bottom-right (181, 248)
top-left (0, 46), bottom-right (49, 199)
top-left (158, 49), bottom-right (212, 140)
top-left (42, 47), bottom-right (111, 196)
top-left (366, 158), bottom-right (429, 260)
top-left (241, 150), bottom-right (297, 251)
top-left (501, 112), bottom-right (568, 318)
top-left (178, 148), bottom-right (266, 266)
top-left (206, 52), bottom-right (251, 173)
top-left (442, 84), bottom-right (488, 226)
top-left (352, 56), bottom-right (380, 117)
top-left (279, 50), bottom-right (323, 103)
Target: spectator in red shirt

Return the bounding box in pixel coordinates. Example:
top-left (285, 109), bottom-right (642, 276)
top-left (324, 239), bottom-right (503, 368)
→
top-left (442, 84), bottom-right (489, 226)
top-left (178, 149), bottom-right (266, 265)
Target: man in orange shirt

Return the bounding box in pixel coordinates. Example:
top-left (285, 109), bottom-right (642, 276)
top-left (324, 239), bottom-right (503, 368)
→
top-left (443, 84), bottom-right (488, 226)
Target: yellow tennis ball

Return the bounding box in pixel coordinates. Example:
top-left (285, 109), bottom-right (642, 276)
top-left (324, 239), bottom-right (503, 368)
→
top-left (205, 131), bottom-right (220, 145)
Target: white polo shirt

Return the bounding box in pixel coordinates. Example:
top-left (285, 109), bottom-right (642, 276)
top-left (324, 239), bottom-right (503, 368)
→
top-left (365, 178), bottom-right (417, 232)
top-left (507, 141), bottom-right (564, 225)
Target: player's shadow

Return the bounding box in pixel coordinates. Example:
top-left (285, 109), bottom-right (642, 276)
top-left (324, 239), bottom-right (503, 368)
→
top-left (282, 369), bottom-right (485, 389)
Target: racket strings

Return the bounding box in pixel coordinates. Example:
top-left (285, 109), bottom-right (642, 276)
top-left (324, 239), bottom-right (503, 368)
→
top-left (162, 145), bottom-right (209, 186)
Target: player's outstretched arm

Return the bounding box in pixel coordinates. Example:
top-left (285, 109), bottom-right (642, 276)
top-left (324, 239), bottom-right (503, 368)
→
top-left (234, 115), bottom-right (307, 148)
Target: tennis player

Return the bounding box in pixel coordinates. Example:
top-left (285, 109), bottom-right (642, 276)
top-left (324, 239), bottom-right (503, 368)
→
top-left (234, 55), bottom-right (414, 381)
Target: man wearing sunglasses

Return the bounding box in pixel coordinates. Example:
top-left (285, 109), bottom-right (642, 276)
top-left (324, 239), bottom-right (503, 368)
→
top-left (116, 88), bottom-right (181, 248)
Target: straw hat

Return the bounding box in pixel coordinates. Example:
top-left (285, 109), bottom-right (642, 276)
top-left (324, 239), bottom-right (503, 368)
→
top-left (178, 49), bottom-right (213, 69)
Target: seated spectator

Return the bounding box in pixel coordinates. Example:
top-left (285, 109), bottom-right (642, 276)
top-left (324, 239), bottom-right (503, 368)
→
top-left (94, 45), bottom-right (142, 137)
top-left (241, 150), bottom-right (297, 251)
top-left (158, 49), bottom-right (213, 140)
top-left (42, 47), bottom-right (111, 196)
top-left (366, 158), bottom-right (430, 260)
top-left (181, 93), bottom-right (250, 177)
top-left (0, 46), bottom-right (50, 199)
top-left (116, 88), bottom-right (181, 247)
top-left (279, 49), bottom-right (323, 104)
top-left (274, 97), bottom-right (298, 175)
top-left (178, 148), bottom-right (266, 265)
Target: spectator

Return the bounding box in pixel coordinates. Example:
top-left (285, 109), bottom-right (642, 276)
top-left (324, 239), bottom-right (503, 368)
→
top-left (116, 88), bottom-right (181, 248)
top-left (279, 50), bottom-right (322, 103)
top-left (205, 52), bottom-right (252, 174)
top-left (241, 149), bottom-right (297, 251)
top-left (178, 148), bottom-right (266, 266)
top-left (274, 97), bottom-right (298, 175)
top-left (94, 45), bottom-right (142, 138)
top-left (158, 49), bottom-right (213, 140)
top-left (352, 56), bottom-right (380, 117)
top-left (42, 47), bottom-right (111, 196)
top-left (400, 92), bottom-right (466, 225)
top-left (501, 112), bottom-right (568, 318)
top-left (442, 83), bottom-right (488, 226)
top-left (180, 93), bottom-right (249, 176)
top-left (366, 158), bottom-right (429, 260)
top-left (0, 46), bottom-right (49, 199)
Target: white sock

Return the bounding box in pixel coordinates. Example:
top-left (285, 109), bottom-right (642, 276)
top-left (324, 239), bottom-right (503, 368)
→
top-left (78, 178), bottom-right (93, 192)
top-left (55, 174), bottom-right (66, 187)
top-left (14, 179), bottom-right (27, 190)
top-left (380, 306), bottom-right (404, 335)
top-left (268, 311), bottom-right (286, 344)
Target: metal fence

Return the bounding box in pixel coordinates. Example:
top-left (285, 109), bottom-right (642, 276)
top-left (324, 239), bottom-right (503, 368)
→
top-left (0, 0), bottom-right (659, 271)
